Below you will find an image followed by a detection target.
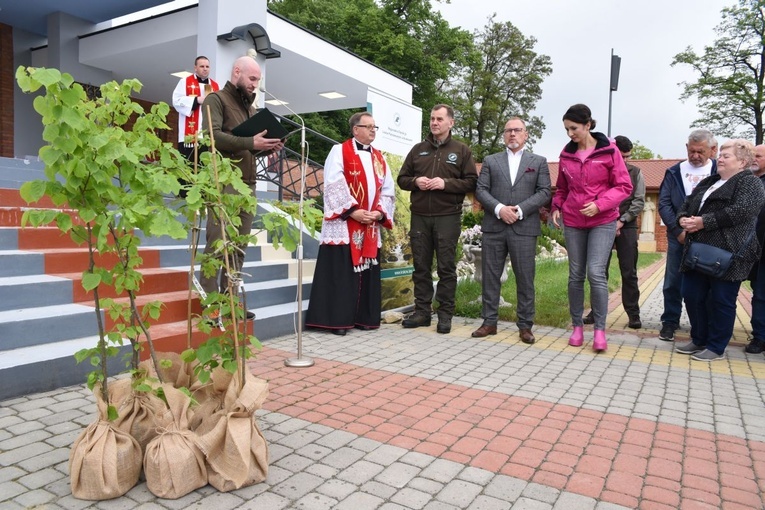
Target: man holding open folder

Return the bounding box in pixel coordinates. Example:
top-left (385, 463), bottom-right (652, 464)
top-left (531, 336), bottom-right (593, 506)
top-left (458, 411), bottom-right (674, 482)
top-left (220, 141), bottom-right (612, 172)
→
top-left (200, 56), bottom-right (284, 316)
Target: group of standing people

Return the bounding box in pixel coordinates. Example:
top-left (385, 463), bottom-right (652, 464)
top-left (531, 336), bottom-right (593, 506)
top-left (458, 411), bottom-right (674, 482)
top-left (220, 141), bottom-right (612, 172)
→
top-left (657, 130), bottom-right (765, 361)
top-left (172, 55), bottom-right (765, 361)
top-left (308, 100), bottom-right (765, 363)
top-left (307, 101), bottom-right (646, 355)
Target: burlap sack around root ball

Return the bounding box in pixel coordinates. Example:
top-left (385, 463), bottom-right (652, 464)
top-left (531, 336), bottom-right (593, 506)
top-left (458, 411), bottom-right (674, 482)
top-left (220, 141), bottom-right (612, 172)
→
top-left (186, 366), bottom-right (235, 431)
top-left (195, 369), bottom-right (269, 492)
top-left (144, 384), bottom-right (207, 499)
top-left (139, 352), bottom-right (193, 389)
top-left (138, 352), bottom-right (219, 432)
top-left (69, 382), bottom-right (142, 500)
top-left (108, 378), bottom-right (172, 454)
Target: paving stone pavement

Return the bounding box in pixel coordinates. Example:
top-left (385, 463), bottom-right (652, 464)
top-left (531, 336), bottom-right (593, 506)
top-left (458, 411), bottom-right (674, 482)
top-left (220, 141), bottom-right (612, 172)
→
top-left (1, 258), bottom-right (764, 510)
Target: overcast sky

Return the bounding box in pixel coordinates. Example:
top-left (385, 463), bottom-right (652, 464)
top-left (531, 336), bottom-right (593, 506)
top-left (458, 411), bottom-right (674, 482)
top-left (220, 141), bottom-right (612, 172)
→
top-left (435, 0), bottom-right (734, 160)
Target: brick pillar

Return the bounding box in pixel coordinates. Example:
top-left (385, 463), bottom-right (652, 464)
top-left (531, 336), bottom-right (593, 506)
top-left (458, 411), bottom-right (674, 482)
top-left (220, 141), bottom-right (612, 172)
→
top-left (0, 23), bottom-right (13, 157)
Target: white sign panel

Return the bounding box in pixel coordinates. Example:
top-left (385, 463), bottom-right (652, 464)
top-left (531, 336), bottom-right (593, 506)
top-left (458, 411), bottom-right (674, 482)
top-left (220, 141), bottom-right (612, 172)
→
top-left (366, 89), bottom-right (422, 158)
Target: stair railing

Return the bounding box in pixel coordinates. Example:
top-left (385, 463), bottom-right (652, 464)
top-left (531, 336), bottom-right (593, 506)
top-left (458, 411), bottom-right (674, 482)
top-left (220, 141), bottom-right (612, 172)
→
top-left (254, 114), bottom-right (339, 202)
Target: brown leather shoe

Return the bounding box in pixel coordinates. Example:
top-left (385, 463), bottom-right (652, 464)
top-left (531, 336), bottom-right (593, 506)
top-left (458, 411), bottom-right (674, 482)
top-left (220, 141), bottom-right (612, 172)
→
top-left (471, 324), bottom-right (497, 338)
top-left (519, 328), bottom-right (535, 344)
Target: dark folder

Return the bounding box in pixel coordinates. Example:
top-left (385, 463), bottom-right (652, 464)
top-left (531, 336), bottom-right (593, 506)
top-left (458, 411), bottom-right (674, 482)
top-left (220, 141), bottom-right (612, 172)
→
top-left (231, 108), bottom-right (290, 139)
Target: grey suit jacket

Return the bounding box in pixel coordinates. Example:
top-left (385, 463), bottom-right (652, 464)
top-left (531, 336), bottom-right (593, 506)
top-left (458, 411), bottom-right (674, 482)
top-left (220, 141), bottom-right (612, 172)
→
top-left (476, 149), bottom-right (551, 236)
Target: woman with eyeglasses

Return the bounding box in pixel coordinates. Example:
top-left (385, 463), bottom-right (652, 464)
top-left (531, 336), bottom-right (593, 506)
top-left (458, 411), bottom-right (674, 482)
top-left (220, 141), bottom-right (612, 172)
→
top-left (550, 104), bottom-right (632, 351)
top-left (673, 139), bottom-right (765, 361)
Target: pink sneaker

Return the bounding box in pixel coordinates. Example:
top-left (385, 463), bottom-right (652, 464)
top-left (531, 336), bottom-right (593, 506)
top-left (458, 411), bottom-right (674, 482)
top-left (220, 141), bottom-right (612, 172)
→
top-left (569, 326), bottom-right (584, 347)
top-left (593, 329), bottom-right (607, 351)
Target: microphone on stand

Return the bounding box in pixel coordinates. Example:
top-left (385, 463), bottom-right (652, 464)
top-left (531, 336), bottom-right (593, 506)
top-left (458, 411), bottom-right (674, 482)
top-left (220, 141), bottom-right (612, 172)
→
top-left (259, 83), bottom-right (314, 368)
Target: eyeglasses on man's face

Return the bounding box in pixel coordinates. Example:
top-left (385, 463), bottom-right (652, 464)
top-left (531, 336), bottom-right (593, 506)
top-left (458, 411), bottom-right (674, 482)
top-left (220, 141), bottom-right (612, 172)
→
top-left (356, 124), bottom-right (379, 131)
top-left (503, 128), bottom-right (525, 134)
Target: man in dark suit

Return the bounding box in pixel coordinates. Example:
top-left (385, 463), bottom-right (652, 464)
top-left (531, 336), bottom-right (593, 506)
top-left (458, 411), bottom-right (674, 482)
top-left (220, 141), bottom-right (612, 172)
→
top-left (472, 117), bottom-right (551, 343)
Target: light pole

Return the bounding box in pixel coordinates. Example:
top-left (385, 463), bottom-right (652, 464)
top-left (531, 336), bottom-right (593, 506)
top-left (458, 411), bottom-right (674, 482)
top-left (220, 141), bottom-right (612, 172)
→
top-left (608, 49), bottom-right (621, 137)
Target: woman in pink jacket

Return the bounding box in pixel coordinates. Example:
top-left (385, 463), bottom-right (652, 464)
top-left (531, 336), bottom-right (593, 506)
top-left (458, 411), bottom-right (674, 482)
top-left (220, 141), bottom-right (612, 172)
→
top-left (551, 104), bottom-right (632, 351)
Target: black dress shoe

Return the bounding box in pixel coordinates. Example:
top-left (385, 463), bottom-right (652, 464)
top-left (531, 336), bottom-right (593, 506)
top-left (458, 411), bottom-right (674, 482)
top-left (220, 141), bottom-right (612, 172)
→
top-left (582, 311), bottom-right (594, 324)
top-left (437, 318), bottom-right (451, 334)
top-left (627, 316), bottom-right (642, 329)
top-left (331, 329), bottom-right (347, 336)
top-left (355, 325), bottom-right (376, 331)
top-left (402, 313), bottom-right (431, 328)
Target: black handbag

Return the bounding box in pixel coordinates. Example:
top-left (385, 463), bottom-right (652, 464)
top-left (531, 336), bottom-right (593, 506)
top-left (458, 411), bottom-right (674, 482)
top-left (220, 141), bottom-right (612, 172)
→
top-left (682, 231), bottom-right (755, 278)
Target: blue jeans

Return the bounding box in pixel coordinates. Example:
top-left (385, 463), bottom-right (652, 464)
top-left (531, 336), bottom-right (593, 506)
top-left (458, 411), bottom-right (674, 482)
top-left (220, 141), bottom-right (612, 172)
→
top-left (564, 221), bottom-right (617, 330)
top-left (661, 236), bottom-right (684, 328)
top-left (682, 270), bottom-right (741, 355)
top-left (752, 260), bottom-right (765, 341)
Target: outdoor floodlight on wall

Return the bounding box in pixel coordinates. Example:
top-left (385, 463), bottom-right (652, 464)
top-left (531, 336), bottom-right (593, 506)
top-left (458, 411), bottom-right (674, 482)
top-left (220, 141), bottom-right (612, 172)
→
top-left (217, 23), bottom-right (281, 59)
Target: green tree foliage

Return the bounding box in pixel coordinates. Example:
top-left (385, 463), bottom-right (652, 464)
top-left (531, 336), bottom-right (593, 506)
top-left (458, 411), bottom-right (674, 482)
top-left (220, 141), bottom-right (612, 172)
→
top-left (268, 0), bottom-right (472, 136)
top-left (672, 0), bottom-right (765, 143)
top-left (16, 66), bottom-right (309, 397)
top-left (444, 15), bottom-right (552, 161)
top-left (630, 140), bottom-right (658, 159)
top-left (16, 67), bottom-right (189, 401)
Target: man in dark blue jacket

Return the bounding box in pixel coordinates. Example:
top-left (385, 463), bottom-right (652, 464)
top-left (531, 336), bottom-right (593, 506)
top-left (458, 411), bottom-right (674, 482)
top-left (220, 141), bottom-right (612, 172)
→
top-left (657, 129), bottom-right (717, 342)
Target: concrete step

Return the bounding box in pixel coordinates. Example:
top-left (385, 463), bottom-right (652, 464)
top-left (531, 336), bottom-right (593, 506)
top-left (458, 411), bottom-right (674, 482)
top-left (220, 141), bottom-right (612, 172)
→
top-left (136, 318), bottom-right (255, 359)
top-left (29, 246), bottom-right (162, 274)
top-left (0, 303), bottom-right (100, 350)
top-left (0, 206), bottom-right (84, 228)
top-left (0, 274), bottom-right (73, 311)
top-left (201, 258), bottom-right (315, 284)
top-left (252, 299), bottom-right (308, 341)
top-left (241, 277), bottom-right (312, 309)
top-left (156, 244), bottom-right (263, 267)
top-left (6, 243), bottom-right (270, 275)
top-left (0, 335), bottom-right (130, 401)
top-left (0, 163), bottom-right (47, 192)
top-left (0, 250), bottom-right (45, 277)
top-left (16, 226), bottom-right (89, 250)
top-left (101, 289), bottom-right (204, 327)
top-left (0, 207), bottom-right (25, 227)
top-left (0, 228), bottom-right (17, 249)
top-left (127, 301), bottom-right (308, 359)
top-left (54, 266), bottom-right (188, 302)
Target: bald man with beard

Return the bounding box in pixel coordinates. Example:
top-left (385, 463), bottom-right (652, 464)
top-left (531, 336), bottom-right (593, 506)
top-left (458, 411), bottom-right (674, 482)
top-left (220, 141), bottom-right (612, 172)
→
top-left (199, 56), bottom-right (284, 316)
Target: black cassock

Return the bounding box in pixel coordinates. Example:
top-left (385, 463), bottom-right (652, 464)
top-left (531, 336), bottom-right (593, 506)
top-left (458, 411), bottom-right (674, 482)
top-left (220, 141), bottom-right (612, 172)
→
top-left (304, 244), bottom-right (381, 332)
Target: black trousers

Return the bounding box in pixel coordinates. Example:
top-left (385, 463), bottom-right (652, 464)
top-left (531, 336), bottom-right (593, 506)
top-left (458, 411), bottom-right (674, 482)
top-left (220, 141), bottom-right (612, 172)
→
top-left (305, 244), bottom-right (382, 330)
top-left (409, 213), bottom-right (461, 319)
top-left (607, 224), bottom-right (640, 317)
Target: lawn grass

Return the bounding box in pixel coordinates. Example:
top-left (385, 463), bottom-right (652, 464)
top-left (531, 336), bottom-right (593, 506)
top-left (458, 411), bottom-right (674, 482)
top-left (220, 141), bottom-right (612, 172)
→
top-left (455, 251), bottom-right (663, 328)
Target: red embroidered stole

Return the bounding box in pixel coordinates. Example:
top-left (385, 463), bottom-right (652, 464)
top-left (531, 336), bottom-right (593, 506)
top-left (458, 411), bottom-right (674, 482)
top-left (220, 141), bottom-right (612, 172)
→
top-left (341, 139), bottom-right (387, 270)
top-left (183, 75), bottom-right (219, 141)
